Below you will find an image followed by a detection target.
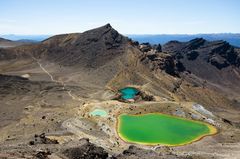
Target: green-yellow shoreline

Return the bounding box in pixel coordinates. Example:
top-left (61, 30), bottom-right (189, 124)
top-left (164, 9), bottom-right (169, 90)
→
top-left (117, 113), bottom-right (217, 146)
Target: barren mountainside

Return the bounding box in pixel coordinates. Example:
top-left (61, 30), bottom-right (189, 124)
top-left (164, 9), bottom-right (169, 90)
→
top-left (0, 24), bottom-right (239, 159)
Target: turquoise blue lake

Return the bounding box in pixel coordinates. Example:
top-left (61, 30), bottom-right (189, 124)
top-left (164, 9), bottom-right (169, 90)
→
top-left (120, 87), bottom-right (139, 100)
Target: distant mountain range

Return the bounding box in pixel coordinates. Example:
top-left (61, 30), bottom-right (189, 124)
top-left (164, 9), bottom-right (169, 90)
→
top-left (128, 33), bottom-right (240, 47)
top-left (0, 37), bottom-right (35, 48)
top-left (1, 33), bottom-right (240, 47)
top-left (0, 34), bottom-right (50, 42)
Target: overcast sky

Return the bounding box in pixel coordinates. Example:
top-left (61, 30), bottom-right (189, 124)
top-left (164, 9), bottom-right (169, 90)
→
top-left (0, 0), bottom-right (239, 35)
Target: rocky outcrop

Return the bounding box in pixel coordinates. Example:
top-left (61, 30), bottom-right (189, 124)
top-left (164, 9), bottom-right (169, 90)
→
top-left (209, 55), bottom-right (229, 69)
top-left (139, 43), bottom-right (162, 53)
top-left (163, 38), bottom-right (206, 54)
top-left (137, 42), bottom-right (186, 76)
top-left (162, 38), bottom-right (240, 97)
top-left (63, 138), bottom-right (108, 159)
top-left (155, 44), bottom-right (162, 52)
top-left (139, 42), bottom-right (152, 52)
top-left (29, 133), bottom-right (59, 145)
top-left (34, 150), bottom-right (51, 159)
top-left (184, 38), bottom-right (206, 51)
top-left (140, 52), bottom-right (185, 77)
top-left (186, 51), bottom-right (199, 60)
top-left (116, 145), bottom-right (159, 159)
top-left (115, 145), bottom-right (184, 159)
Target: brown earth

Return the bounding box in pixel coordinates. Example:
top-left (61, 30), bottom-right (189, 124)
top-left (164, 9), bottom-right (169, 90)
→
top-left (0, 24), bottom-right (239, 159)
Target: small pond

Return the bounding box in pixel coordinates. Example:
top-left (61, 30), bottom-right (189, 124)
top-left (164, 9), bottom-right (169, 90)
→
top-left (119, 87), bottom-right (139, 100)
top-left (90, 109), bottom-right (108, 117)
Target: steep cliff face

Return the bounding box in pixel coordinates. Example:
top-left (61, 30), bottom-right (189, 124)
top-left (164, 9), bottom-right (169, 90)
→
top-left (139, 52), bottom-right (185, 77)
top-left (161, 38), bottom-right (240, 96)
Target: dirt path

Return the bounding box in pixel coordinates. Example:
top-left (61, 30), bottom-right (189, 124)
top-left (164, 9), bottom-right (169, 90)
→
top-left (31, 56), bottom-right (82, 102)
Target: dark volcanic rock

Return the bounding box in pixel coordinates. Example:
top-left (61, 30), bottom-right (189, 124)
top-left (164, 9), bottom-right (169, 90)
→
top-left (156, 44), bottom-right (162, 52)
top-left (152, 44), bottom-right (162, 52)
top-left (222, 118), bottom-right (233, 125)
top-left (104, 24), bottom-right (123, 49)
top-left (129, 39), bottom-right (139, 46)
top-left (30, 133), bottom-right (59, 145)
top-left (163, 38), bottom-right (205, 54)
top-left (163, 38), bottom-right (240, 69)
top-left (184, 38), bottom-right (206, 50)
top-left (35, 150), bottom-right (51, 159)
top-left (186, 51), bottom-right (199, 60)
top-left (202, 41), bottom-right (239, 69)
top-left (162, 54), bottom-right (179, 76)
top-left (116, 145), bottom-right (159, 159)
top-left (162, 38), bottom-right (240, 96)
top-left (175, 61), bottom-right (186, 72)
top-left (63, 139), bottom-right (108, 159)
top-left (116, 145), bottom-right (184, 159)
top-left (210, 41), bottom-right (237, 66)
top-left (138, 91), bottom-right (155, 101)
top-left (162, 40), bottom-right (185, 54)
top-left (209, 55), bottom-right (229, 69)
top-left (138, 42), bottom-right (185, 76)
top-left (140, 52), bottom-right (185, 77)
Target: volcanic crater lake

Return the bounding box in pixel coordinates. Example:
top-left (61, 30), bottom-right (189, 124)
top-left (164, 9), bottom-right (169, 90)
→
top-left (118, 113), bottom-right (217, 146)
top-left (119, 87), bottom-right (139, 100)
top-left (90, 109), bottom-right (108, 117)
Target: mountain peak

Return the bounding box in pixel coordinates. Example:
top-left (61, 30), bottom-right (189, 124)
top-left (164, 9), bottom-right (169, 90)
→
top-left (189, 37), bottom-right (205, 41)
top-left (42, 23), bottom-right (118, 46)
top-left (83, 23), bottom-right (115, 35)
top-left (104, 23), bottom-right (112, 28)
top-left (185, 38), bottom-right (206, 50)
top-left (38, 24), bottom-right (129, 67)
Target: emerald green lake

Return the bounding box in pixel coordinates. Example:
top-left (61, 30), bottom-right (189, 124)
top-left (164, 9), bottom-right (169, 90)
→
top-left (119, 87), bottom-right (139, 100)
top-left (118, 113), bottom-right (217, 146)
